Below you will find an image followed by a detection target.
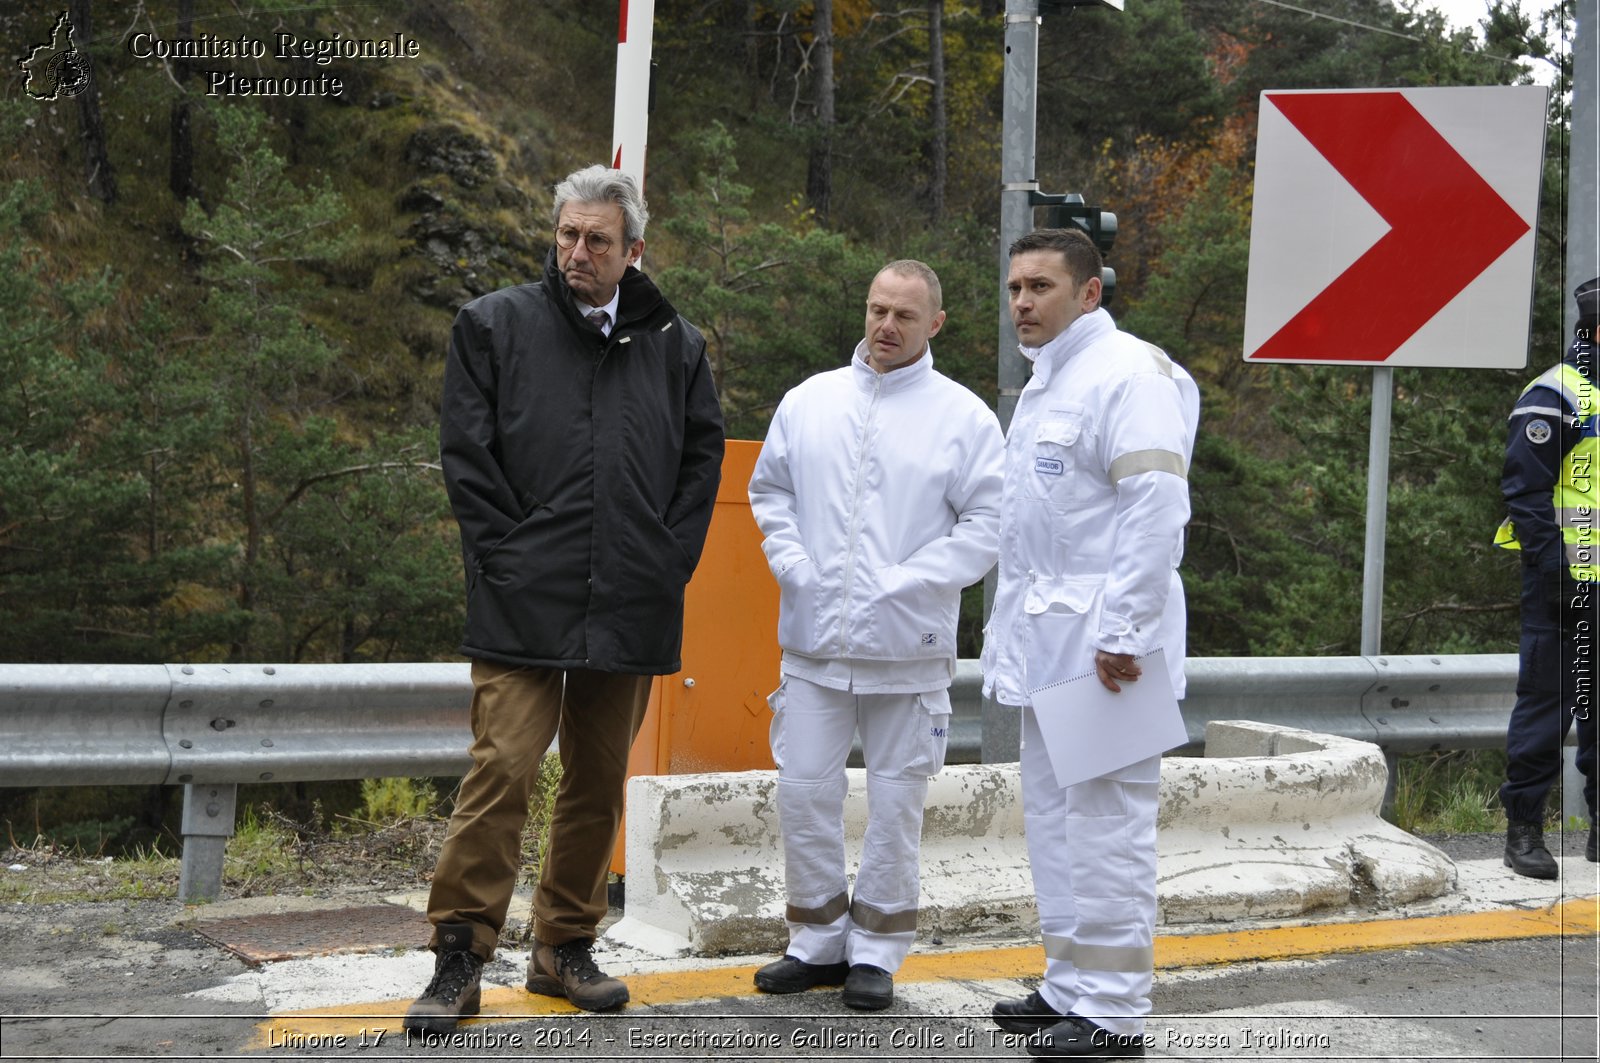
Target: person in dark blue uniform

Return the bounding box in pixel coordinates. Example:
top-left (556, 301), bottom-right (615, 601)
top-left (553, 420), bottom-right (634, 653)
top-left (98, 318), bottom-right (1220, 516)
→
top-left (1495, 276), bottom-right (1598, 877)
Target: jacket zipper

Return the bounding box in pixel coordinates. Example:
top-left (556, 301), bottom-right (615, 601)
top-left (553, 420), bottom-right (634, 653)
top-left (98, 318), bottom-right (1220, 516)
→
top-left (838, 372), bottom-right (883, 656)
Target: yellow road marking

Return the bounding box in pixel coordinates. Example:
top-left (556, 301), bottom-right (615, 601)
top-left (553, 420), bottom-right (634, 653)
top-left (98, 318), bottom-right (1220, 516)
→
top-left (250, 896), bottom-right (1598, 1049)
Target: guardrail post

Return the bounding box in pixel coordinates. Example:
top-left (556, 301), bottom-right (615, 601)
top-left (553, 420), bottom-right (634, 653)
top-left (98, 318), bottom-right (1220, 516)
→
top-left (1381, 751), bottom-right (1399, 821)
top-left (177, 782), bottom-right (237, 903)
top-left (1564, 749), bottom-right (1590, 827)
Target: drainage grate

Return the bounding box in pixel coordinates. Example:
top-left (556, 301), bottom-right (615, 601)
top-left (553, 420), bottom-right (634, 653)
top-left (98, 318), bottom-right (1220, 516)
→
top-left (192, 904), bottom-right (431, 965)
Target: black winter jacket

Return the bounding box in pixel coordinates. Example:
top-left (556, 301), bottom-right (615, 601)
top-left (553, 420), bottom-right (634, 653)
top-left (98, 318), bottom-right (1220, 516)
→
top-left (440, 250), bottom-right (725, 673)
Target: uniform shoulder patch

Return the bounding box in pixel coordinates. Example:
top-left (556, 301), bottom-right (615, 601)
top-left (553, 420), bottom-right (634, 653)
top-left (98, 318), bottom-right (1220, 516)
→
top-left (1525, 418), bottom-right (1553, 445)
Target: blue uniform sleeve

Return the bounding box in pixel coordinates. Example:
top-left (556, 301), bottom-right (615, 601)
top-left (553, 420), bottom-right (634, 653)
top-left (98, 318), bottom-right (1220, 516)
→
top-left (1501, 384), bottom-right (1571, 573)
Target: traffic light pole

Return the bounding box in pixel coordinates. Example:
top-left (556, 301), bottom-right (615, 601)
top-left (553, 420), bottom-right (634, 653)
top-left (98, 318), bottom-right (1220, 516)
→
top-left (982, 0), bottom-right (1040, 763)
top-left (996, 0), bottom-right (1038, 438)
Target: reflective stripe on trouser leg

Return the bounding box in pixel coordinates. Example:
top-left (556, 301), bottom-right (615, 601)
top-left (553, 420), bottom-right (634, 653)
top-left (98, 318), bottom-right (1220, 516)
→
top-left (772, 675), bottom-right (859, 964)
top-left (1062, 768), bottom-right (1157, 1036)
top-left (774, 675), bottom-right (864, 966)
top-left (1022, 708), bottom-right (1158, 1036)
top-left (1021, 706), bottom-right (1078, 1019)
top-left (845, 690), bottom-right (947, 972)
top-left (845, 773), bottom-right (926, 971)
top-left (778, 774), bottom-right (851, 962)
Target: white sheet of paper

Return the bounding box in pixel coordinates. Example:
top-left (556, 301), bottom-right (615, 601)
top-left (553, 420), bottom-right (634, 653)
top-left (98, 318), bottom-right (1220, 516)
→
top-left (1028, 648), bottom-right (1188, 789)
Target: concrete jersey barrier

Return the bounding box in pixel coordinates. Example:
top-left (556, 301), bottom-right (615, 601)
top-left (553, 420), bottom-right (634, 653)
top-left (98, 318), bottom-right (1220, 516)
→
top-left (609, 721), bottom-right (1456, 957)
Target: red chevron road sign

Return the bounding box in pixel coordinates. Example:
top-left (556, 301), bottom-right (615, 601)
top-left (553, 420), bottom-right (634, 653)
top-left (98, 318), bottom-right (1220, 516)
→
top-left (1244, 87), bottom-right (1548, 368)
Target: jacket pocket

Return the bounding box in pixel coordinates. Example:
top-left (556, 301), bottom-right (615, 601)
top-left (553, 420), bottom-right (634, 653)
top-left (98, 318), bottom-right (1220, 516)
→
top-left (476, 506), bottom-right (557, 583)
top-left (464, 506), bottom-right (582, 658)
top-left (1028, 417), bottom-right (1089, 506)
top-left (1020, 576), bottom-right (1104, 692)
top-left (904, 689), bottom-right (952, 777)
top-left (1023, 574), bottom-right (1104, 617)
top-left (776, 558), bottom-right (823, 656)
top-left (868, 564), bottom-right (954, 658)
top-left (766, 679), bottom-right (789, 770)
top-left (652, 513), bottom-right (697, 583)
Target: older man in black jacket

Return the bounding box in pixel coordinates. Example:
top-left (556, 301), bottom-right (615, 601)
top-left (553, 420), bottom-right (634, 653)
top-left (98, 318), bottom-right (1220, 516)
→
top-left (405, 165), bottom-right (724, 1034)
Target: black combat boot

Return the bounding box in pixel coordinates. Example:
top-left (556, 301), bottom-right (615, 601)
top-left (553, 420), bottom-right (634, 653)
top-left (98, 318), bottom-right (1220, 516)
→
top-left (1504, 820), bottom-right (1558, 879)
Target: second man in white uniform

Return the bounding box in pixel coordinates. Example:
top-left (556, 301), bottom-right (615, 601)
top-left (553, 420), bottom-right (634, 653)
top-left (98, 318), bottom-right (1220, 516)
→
top-left (984, 229), bottom-right (1198, 1060)
top-left (748, 259), bottom-right (1004, 1010)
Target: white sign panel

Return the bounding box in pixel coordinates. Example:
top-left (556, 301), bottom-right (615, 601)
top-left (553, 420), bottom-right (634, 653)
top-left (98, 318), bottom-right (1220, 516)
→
top-left (1244, 86), bottom-right (1548, 368)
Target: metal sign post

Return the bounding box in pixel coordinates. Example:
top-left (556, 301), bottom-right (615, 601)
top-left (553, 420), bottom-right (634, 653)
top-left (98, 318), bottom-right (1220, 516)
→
top-left (1360, 367), bottom-right (1393, 656)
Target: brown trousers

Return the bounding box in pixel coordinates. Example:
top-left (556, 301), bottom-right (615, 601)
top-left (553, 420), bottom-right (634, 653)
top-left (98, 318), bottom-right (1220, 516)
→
top-left (426, 660), bottom-right (653, 959)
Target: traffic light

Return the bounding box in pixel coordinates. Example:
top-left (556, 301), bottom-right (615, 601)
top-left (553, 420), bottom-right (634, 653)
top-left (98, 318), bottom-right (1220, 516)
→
top-left (1031, 191), bottom-right (1118, 307)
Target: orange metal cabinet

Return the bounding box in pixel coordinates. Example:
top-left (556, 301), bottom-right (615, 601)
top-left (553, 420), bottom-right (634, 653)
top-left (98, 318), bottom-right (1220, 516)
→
top-left (611, 439), bottom-right (779, 874)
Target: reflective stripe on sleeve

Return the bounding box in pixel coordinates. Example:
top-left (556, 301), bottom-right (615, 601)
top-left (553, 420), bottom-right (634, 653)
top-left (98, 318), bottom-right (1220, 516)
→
top-left (1509, 404), bottom-right (1568, 421)
top-left (1140, 342), bottom-right (1175, 378)
top-left (1108, 448), bottom-right (1188, 483)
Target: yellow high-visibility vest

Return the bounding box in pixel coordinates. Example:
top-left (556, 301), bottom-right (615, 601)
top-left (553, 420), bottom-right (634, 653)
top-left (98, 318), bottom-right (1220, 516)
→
top-left (1495, 363), bottom-right (1598, 581)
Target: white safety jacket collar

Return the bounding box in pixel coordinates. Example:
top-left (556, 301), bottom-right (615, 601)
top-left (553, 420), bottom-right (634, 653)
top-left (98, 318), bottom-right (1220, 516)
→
top-left (1017, 308), bottom-right (1116, 385)
top-left (851, 340), bottom-right (934, 394)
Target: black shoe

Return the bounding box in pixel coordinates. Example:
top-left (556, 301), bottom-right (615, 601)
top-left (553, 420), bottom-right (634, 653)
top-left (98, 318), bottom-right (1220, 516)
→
top-left (753, 954), bottom-right (849, 994)
top-left (1505, 820), bottom-right (1559, 879)
top-left (1587, 826), bottom-right (1597, 863)
top-left (994, 988), bottom-right (1067, 1034)
top-left (403, 922), bottom-right (484, 1035)
top-left (1027, 1014), bottom-right (1146, 1059)
top-left (526, 937), bottom-right (629, 1012)
top-left (841, 963), bottom-right (894, 1011)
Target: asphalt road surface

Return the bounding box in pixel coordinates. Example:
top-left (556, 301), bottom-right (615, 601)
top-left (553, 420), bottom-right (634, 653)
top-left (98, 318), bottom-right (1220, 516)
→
top-left (1, 833), bottom-right (1595, 1062)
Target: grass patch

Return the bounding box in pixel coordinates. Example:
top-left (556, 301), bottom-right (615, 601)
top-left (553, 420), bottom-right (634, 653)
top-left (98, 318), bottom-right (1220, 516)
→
top-left (0, 842), bottom-right (179, 904)
top-left (1385, 748), bottom-right (1587, 835)
top-left (1391, 750), bottom-right (1506, 834)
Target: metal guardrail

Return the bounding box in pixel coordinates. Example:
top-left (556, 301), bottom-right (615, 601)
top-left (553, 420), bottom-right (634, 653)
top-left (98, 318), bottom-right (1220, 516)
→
top-left (1, 654), bottom-right (1521, 901)
top-left (941, 653), bottom-right (1520, 761)
top-left (1, 662), bottom-right (473, 901)
top-left (1, 663), bottom-right (473, 787)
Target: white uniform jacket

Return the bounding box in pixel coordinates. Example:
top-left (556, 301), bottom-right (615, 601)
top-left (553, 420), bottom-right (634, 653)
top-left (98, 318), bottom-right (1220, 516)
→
top-left (749, 344), bottom-right (1004, 676)
top-left (982, 309), bottom-right (1199, 706)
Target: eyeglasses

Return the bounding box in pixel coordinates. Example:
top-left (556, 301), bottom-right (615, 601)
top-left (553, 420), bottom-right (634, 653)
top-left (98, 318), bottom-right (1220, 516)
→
top-left (554, 226), bottom-right (616, 256)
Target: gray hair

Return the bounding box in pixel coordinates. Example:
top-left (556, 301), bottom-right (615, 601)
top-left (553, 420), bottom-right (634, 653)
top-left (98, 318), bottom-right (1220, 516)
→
top-left (551, 165), bottom-right (650, 245)
top-left (877, 259), bottom-right (943, 312)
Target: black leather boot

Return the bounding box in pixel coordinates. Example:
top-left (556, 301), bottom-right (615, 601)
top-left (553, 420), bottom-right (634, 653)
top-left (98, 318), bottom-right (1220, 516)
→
top-left (1504, 820), bottom-right (1558, 879)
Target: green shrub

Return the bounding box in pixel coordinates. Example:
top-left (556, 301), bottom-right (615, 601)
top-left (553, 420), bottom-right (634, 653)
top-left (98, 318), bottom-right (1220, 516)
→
top-left (357, 778), bottom-right (440, 825)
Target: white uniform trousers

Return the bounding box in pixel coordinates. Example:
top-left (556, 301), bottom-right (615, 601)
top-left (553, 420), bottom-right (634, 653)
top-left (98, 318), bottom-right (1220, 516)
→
top-left (1021, 705), bottom-right (1159, 1037)
top-left (768, 674), bottom-right (951, 973)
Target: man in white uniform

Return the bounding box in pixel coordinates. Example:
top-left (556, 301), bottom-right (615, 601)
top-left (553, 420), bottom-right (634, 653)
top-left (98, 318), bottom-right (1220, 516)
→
top-left (983, 229), bottom-right (1198, 1059)
top-left (748, 260), bottom-right (1004, 1011)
